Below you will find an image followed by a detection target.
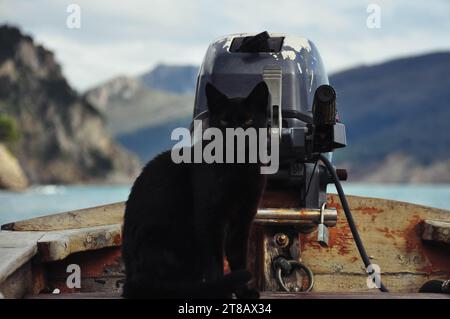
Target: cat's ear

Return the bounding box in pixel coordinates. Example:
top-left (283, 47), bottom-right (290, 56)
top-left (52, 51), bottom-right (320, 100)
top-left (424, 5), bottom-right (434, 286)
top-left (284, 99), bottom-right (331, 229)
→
top-left (245, 81), bottom-right (269, 113)
top-left (206, 82), bottom-right (227, 114)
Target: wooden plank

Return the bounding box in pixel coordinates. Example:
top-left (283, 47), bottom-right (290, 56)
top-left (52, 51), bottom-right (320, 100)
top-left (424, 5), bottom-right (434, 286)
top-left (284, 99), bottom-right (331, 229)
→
top-left (24, 291), bottom-right (450, 299)
top-left (261, 292), bottom-right (450, 299)
top-left (0, 230), bottom-right (46, 248)
top-left (296, 194), bottom-right (450, 292)
top-left (421, 220), bottom-right (450, 244)
top-left (1, 194), bottom-right (449, 295)
top-left (0, 246), bottom-right (36, 284)
top-left (304, 273), bottom-right (450, 293)
top-left (0, 230), bottom-right (44, 286)
top-left (26, 292), bottom-right (122, 299)
top-left (45, 247), bottom-right (123, 294)
top-left (1, 202), bottom-right (336, 231)
top-left (1, 202), bottom-right (125, 231)
top-left (0, 262), bottom-right (32, 299)
top-left (37, 224), bottom-right (121, 262)
top-left (0, 224), bottom-right (122, 295)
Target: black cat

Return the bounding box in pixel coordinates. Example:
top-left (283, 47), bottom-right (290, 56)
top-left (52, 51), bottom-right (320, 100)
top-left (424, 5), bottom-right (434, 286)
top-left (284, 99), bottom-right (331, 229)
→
top-left (122, 81), bottom-right (269, 299)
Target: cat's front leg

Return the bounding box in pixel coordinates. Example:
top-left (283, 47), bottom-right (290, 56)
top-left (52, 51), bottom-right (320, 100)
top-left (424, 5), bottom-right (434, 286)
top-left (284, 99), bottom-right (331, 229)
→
top-left (225, 209), bottom-right (260, 299)
top-left (194, 209), bottom-right (226, 282)
top-left (192, 167), bottom-right (225, 283)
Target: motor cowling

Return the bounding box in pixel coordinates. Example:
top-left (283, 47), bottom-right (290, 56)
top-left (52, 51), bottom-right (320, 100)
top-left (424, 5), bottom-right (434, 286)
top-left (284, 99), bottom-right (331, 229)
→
top-left (192, 32), bottom-right (347, 208)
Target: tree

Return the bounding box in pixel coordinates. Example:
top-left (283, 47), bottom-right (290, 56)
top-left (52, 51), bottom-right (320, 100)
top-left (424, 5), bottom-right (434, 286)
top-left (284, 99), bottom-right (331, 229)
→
top-left (0, 114), bottom-right (20, 143)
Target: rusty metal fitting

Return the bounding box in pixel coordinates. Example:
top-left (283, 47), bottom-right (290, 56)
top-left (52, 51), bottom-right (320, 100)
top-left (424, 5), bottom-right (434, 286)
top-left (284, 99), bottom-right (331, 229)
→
top-left (274, 233), bottom-right (290, 247)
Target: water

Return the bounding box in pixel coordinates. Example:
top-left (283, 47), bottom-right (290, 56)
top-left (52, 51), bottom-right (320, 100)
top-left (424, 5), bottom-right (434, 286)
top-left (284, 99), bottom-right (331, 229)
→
top-left (0, 184), bottom-right (449, 226)
top-left (0, 185), bottom-right (132, 226)
top-left (328, 183), bottom-right (450, 209)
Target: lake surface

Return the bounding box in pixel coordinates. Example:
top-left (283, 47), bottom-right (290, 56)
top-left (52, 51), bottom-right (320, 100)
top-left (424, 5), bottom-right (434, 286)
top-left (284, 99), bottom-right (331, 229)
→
top-left (1, 184), bottom-right (449, 226)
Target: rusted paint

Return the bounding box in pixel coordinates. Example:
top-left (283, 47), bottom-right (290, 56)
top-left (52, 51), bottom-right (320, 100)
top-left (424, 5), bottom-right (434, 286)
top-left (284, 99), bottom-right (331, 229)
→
top-left (326, 195), bottom-right (342, 210)
top-left (45, 247), bottom-right (122, 279)
top-left (41, 247), bottom-right (123, 294)
top-left (403, 215), bottom-right (423, 253)
top-left (397, 216), bottom-right (450, 274)
top-left (421, 243), bottom-right (450, 273)
top-left (298, 194), bottom-right (450, 292)
top-left (31, 263), bottom-right (47, 295)
top-left (350, 257), bottom-right (358, 263)
top-left (223, 258), bottom-right (230, 273)
top-left (300, 213), bottom-right (354, 256)
top-left (354, 206), bottom-right (384, 222)
top-left (376, 227), bottom-right (397, 239)
top-left (113, 233), bottom-right (121, 246)
top-left (381, 214), bottom-right (435, 273)
top-left (328, 223), bottom-right (354, 256)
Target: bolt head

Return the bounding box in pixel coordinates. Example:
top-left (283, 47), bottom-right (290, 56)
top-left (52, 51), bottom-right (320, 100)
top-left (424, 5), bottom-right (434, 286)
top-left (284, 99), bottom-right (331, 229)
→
top-left (274, 233), bottom-right (289, 247)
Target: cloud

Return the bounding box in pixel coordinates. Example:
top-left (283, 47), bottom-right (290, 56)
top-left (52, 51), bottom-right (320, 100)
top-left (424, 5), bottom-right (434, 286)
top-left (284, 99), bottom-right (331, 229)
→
top-left (1, 0), bottom-right (449, 91)
top-left (36, 32), bottom-right (206, 89)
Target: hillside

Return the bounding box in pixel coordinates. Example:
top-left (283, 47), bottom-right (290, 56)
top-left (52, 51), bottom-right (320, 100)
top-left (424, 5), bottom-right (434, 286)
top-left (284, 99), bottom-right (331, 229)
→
top-left (0, 25), bottom-right (141, 185)
top-left (85, 64), bottom-right (198, 162)
top-left (330, 52), bottom-right (450, 182)
top-left (140, 64), bottom-right (198, 94)
top-left (116, 117), bottom-right (191, 161)
top-left (85, 52), bottom-right (450, 183)
top-left (85, 75), bottom-right (193, 137)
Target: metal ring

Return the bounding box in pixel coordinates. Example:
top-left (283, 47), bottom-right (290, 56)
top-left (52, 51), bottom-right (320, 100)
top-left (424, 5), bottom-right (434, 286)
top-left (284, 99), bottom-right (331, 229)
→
top-left (275, 260), bottom-right (314, 292)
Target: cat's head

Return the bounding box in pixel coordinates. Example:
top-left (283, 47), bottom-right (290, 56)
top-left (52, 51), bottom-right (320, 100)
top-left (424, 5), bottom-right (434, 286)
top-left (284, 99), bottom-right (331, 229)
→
top-left (205, 81), bottom-right (269, 130)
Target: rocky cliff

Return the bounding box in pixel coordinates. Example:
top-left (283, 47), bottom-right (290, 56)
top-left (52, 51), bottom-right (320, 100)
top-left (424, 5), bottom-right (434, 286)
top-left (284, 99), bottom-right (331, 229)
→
top-left (0, 25), bottom-right (141, 185)
top-left (85, 75), bottom-right (193, 137)
top-left (0, 143), bottom-right (28, 190)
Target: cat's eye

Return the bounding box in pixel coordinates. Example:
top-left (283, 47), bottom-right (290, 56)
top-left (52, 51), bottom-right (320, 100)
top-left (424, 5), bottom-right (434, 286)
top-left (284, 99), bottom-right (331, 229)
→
top-left (244, 119), bottom-right (253, 126)
top-left (220, 120), bottom-right (229, 126)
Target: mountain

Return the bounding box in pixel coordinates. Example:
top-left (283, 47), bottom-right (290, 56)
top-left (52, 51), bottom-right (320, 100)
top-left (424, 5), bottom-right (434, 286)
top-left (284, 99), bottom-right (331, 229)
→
top-left (330, 52), bottom-right (450, 182)
top-left (0, 25), bottom-right (141, 185)
top-left (140, 64), bottom-right (199, 94)
top-left (116, 117), bottom-right (191, 161)
top-left (85, 75), bottom-right (193, 137)
top-left (84, 74), bottom-right (193, 161)
top-left (86, 52), bottom-right (450, 183)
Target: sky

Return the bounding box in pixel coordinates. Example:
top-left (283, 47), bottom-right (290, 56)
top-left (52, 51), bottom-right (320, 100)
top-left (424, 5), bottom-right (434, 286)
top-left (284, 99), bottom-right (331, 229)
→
top-left (1, 0), bottom-right (449, 91)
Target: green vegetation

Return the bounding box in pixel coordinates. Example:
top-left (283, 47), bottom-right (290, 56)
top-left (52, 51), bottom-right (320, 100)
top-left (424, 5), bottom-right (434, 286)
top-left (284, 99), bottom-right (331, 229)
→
top-left (0, 114), bottom-right (20, 143)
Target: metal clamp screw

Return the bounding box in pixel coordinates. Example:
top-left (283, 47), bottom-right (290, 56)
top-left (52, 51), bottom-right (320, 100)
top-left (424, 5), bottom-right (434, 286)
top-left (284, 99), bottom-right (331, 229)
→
top-left (274, 233), bottom-right (290, 247)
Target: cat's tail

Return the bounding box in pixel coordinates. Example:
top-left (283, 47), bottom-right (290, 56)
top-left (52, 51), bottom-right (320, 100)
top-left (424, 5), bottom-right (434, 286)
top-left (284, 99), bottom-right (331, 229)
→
top-left (122, 270), bottom-right (252, 299)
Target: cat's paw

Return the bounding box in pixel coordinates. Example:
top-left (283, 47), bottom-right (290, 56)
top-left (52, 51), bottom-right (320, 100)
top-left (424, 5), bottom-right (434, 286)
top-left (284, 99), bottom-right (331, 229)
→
top-left (219, 270), bottom-right (252, 294)
top-left (235, 286), bottom-right (260, 299)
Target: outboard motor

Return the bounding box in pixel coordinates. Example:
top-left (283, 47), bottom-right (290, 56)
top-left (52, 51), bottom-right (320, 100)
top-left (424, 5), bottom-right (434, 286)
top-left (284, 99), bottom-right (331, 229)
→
top-left (191, 32), bottom-right (391, 293)
top-left (193, 31), bottom-right (347, 210)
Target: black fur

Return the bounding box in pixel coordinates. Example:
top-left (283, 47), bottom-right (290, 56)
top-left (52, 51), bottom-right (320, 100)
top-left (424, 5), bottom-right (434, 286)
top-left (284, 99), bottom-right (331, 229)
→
top-left (122, 82), bottom-right (269, 298)
top-left (419, 279), bottom-right (450, 294)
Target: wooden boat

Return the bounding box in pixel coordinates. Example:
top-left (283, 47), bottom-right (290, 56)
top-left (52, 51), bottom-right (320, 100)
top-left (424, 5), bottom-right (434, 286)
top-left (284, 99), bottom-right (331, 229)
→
top-left (0, 193), bottom-right (449, 299)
